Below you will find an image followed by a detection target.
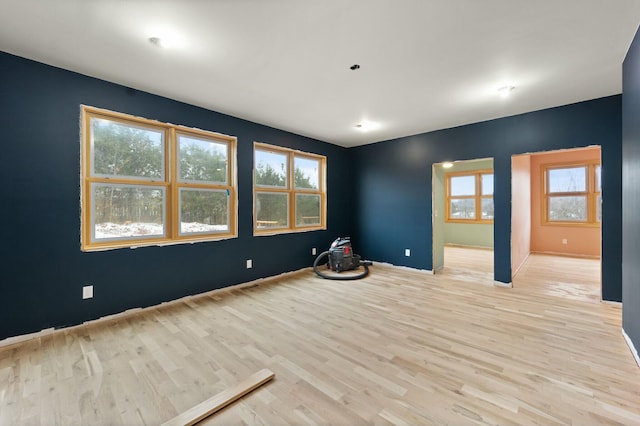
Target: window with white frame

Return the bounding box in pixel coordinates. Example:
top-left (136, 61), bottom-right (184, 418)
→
top-left (81, 106), bottom-right (237, 251)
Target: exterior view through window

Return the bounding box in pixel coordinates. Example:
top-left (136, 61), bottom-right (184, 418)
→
top-left (81, 106), bottom-right (237, 251)
top-left (544, 162), bottom-right (601, 225)
top-left (445, 170), bottom-right (494, 222)
top-left (254, 142), bottom-right (326, 234)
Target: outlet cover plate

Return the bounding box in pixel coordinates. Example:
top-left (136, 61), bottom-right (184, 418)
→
top-left (82, 285), bottom-right (93, 299)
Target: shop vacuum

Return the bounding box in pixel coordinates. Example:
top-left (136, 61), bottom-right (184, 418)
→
top-left (313, 237), bottom-right (372, 280)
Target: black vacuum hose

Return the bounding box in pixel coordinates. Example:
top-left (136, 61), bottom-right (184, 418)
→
top-left (313, 251), bottom-right (371, 280)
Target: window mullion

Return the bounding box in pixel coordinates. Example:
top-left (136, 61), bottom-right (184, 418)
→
top-left (289, 152), bottom-right (295, 229)
top-left (475, 173), bottom-right (481, 222)
top-left (167, 128), bottom-right (176, 239)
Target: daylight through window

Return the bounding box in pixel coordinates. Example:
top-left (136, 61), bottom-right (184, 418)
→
top-left (254, 142), bottom-right (326, 234)
top-left (445, 170), bottom-right (494, 223)
top-left (81, 106), bottom-right (237, 251)
top-left (543, 161), bottom-right (601, 226)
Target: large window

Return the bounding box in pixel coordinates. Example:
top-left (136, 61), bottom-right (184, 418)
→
top-left (445, 170), bottom-right (494, 223)
top-left (81, 106), bottom-right (237, 251)
top-left (543, 161), bottom-right (601, 226)
top-left (254, 142), bottom-right (326, 234)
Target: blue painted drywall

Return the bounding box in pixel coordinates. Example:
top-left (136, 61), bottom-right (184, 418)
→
top-left (0, 52), bottom-right (352, 340)
top-left (622, 25), bottom-right (640, 356)
top-left (0, 49), bottom-right (626, 341)
top-left (352, 96), bottom-right (622, 300)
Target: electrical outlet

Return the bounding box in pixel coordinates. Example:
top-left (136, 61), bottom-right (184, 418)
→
top-left (405, 249), bottom-right (411, 257)
top-left (562, 238), bottom-right (568, 245)
top-left (82, 285), bottom-right (93, 299)
top-left (246, 259), bottom-right (253, 269)
top-left (312, 247), bottom-right (317, 255)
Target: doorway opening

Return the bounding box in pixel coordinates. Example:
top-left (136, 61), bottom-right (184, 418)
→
top-left (432, 158), bottom-right (494, 281)
top-left (511, 146), bottom-right (602, 303)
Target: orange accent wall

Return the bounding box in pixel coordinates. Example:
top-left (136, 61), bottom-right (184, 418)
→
top-left (512, 154), bottom-right (531, 274)
top-left (530, 147), bottom-right (601, 257)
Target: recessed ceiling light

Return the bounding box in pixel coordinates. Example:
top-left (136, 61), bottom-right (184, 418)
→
top-left (148, 37), bottom-right (164, 48)
top-left (497, 85), bottom-right (515, 98)
top-left (355, 120), bottom-right (380, 132)
top-left (147, 28), bottom-right (187, 49)
top-left (442, 162), bottom-right (454, 168)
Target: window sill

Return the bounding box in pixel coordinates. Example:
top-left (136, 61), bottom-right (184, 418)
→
top-left (542, 221), bottom-right (601, 228)
top-left (254, 226), bottom-right (326, 237)
top-left (81, 233), bottom-right (238, 252)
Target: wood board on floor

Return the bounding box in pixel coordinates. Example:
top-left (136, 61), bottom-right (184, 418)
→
top-left (161, 369), bottom-right (275, 426)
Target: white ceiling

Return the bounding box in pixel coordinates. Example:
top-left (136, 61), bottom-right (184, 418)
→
top-left (2, 1), bottom-right (640, 147)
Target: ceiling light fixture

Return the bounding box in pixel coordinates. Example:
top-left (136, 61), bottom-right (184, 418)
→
top-left (442, 162), bottom-right (454, 169)
top-left (148, 37), bottom-right (165, 48)
top-left (497, 85), bottom-right (515, 98)
top-left (147, 29), bottom-right (187, 49)
top-left (355, 120), bottom-right (380, 132)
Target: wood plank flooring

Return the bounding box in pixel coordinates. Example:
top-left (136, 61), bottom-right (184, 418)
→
top-left (513, 252), bottom-right (601, 303)
top-left (442, 245), bottom-right (494, 283)
top-left (1, 250), bottom-right (638, 425)
top-left (444, 245), bottom-right (601, 303)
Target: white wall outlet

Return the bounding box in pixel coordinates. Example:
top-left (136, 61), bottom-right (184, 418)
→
top-left (562, 238), bottom-right (568, 245)
top-left (405, 249), bottom-right (411, 257)
top-left (246, 259), bottom-right (253, 269)
top-left (82, 285), bottom-right (93, 299)
top-left (312, 247), bottom-right (317, 255)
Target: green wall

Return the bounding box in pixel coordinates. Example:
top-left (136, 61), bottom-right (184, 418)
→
top-left (444, 223), bottom-right (494, 248)
top-left (442, 158), bottom-right (494, 248)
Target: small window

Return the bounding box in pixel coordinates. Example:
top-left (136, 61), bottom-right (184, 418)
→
top-left (81, 106), bottom-right (237, 251)
top-left (543, 162), bottom-right (600, 226)
top-left (254, 143), bottom-right (326, 234)
top-left (446, 170), bottom-right (494, 223)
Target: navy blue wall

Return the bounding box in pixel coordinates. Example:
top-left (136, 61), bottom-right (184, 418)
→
top-left (622, 26), bottom-right (640, 354)
top-left (352, 96), bottom-right (622, 300)
top-left (0, 49), bottom-right (626, 342)
top-left (0, 52), bottom-right (352, 340)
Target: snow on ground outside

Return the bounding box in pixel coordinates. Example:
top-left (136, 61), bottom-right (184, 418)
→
top-left (95, 222), bottom-right (227, 238)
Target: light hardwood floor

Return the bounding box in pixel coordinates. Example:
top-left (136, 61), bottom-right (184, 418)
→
top-left (443, 245), bottom-right (602, 303)
top-left (1, 250), bottom-right (638, 425)
top-left (442, 245), bottom-right (494, 282)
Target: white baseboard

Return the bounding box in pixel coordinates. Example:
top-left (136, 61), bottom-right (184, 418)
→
top-left (0, 267), bottom-right (312, 350)
top-left (622, 328), bottom-right (640, 368)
